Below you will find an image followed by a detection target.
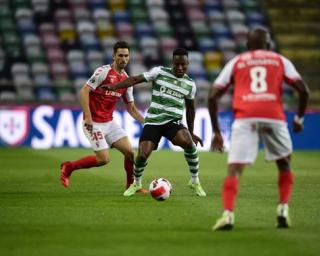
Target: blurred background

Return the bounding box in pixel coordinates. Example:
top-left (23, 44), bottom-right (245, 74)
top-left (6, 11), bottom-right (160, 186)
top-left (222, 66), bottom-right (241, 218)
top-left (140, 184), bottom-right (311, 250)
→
top-left (0, 0), bottom-right (319, 110)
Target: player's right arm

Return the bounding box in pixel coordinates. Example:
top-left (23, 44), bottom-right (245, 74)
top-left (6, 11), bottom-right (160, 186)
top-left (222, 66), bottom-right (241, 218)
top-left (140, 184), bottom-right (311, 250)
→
top-left (207, 57), bottom-right (237, 152)
top-left (80, 65), bottom-right (111, 133)
top-left (208, 87), bottom-right (225, 152)
top-left (79, 85), bottom-right (93, 133)
top-left (101, 66), bottom-right (162, 91)
top-left (102, 75), bottom-right (146, 90)
top-left (79, 66), bottom-right (109, 133)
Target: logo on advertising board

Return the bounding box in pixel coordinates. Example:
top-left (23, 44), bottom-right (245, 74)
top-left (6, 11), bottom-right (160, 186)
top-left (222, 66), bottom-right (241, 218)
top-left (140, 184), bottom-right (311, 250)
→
top-left (0, 108), bottom-right (29, 146)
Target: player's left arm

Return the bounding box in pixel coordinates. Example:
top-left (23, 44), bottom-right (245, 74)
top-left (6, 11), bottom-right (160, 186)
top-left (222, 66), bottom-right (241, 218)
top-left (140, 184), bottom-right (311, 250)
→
top-left (290, 80), bottom-right (310, 133)
top-left (125, 101), bottom-right (144, 124)
top-left (185, 98), bottom-right (203, 147)
top-left (282, 56), bottom-right (310, 133)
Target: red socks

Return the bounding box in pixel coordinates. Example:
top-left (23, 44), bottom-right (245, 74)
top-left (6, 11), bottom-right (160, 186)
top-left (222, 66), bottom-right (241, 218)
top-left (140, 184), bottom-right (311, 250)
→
top-left (124, 158), bottom-right (134, 188)
top-left (220, 170), bottom-right (293, 212)
top-left (67, 156), bottom-right (134, 188)
top-left (278, 171), bottom-right (294, 204)
top-left (222, 176), bottom-right (239, 211)
top-left (70, 156), bottom-right (98, 171)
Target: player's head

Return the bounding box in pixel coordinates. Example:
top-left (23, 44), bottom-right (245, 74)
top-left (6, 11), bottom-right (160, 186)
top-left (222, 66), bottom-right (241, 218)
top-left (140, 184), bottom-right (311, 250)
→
top-left (113, 41), bottom-right (130, 71)
top-left (172, 48), bottom-right (189, 78)
top-left (246, 27), bottom-right (271, 50)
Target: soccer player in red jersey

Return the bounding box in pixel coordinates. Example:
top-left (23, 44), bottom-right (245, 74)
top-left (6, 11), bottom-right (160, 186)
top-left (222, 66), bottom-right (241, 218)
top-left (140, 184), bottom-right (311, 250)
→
top-left (208, 28), bottom-right (310, 230)
top-left (60, 41), bottom-right (147, 193)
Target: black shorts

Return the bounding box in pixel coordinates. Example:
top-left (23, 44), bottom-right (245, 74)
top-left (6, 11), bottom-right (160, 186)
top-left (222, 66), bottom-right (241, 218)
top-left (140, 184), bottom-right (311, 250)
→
top-left (140, 120), bottom-right (187, 150)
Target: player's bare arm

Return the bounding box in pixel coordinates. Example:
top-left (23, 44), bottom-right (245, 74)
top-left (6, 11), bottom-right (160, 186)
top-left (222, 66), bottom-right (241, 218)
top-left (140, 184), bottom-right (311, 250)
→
top-left (125, 102), bottom-right (144, 124)
top-left (185, 99), bottom-right (203, 147)
top-left (79, 85), bottom-right (93, 134)
top-left (101, 75), bottom-right (146, 91)
top-left (208, 86), bottom-right (225, 152)
top-left (290, 80), bottom-right (310, 133)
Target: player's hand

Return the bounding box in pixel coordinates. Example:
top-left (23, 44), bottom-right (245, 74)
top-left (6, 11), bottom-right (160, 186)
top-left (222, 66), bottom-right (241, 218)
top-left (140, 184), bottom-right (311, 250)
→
top-left (191, 134), bottom-right (203, 147)
top-left (210, 132), bottom-right (224, 153)
top-left (84, 121), bottom-right (93, 134)
top-left (293, 119), bottom-right (303, 133)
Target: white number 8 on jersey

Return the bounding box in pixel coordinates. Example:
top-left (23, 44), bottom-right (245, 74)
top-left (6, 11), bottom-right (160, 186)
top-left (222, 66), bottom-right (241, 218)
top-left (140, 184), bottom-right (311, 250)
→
top-left (250, 66), bottom-right (267, 93)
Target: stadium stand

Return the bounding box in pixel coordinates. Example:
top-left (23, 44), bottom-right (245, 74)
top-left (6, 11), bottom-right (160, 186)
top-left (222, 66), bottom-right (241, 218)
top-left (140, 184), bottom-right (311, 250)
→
top-left (264, 0), bottom-right (320, 109)
top-left (0, 0), bottom-right (318, 108)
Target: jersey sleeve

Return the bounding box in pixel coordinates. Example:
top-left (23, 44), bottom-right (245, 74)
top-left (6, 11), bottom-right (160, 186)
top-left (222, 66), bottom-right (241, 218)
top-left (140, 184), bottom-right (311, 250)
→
top-left (280, 55), bottom-right (302, 85)
top-left (186, 81), bottom-right (196, 100)
top-left (85, 66), bottom-right (110, 90)
top-left (122, 86), bottom-right (134, 103)
top-left (142, 66), bottom-right (162, 82)
top-left (212, 56), bottom-right (238, 89)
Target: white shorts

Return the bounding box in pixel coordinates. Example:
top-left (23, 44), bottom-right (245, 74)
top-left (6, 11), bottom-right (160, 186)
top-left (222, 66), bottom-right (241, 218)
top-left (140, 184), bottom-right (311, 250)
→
top-left (83, 120), bottom-right (127, 151)
top-left (228, 119), bottom-right (293, 164)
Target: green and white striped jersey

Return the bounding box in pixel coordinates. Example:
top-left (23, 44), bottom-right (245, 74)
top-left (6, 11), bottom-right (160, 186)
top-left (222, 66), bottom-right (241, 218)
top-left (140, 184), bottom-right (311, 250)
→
top-left (142, 66), bottom-right (196, 125)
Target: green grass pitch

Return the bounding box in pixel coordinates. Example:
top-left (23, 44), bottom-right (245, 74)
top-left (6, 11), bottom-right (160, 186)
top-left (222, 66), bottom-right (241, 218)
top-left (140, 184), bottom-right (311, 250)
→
top-left (0, 148), bottom-right (319, 256)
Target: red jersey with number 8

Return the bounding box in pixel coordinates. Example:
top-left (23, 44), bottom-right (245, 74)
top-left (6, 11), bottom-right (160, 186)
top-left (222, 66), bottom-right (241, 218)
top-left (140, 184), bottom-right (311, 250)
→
top-left (213, 50), bottom-right (302, 121)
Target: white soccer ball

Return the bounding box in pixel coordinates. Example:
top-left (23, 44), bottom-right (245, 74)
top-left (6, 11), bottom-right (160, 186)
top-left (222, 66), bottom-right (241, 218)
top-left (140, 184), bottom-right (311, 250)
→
top-left (149, 178), bottom-right (172, 201)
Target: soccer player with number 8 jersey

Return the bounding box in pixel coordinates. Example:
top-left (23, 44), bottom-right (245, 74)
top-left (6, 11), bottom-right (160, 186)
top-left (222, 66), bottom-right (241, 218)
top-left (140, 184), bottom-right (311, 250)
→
top-left (208, 27), bottom-right (310, 230)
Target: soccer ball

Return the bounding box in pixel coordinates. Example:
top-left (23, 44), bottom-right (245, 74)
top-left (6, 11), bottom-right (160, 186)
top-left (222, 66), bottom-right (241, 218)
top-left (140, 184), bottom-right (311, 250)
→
top-left (149, 178), bottom-right (172, 201)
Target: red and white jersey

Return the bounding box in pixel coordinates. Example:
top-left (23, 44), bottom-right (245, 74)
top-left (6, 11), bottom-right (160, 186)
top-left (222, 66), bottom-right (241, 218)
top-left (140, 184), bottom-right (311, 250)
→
top-left (85, 64), bottom-right (134, 122)
top-left (213, 50), bottom-right (302, 121)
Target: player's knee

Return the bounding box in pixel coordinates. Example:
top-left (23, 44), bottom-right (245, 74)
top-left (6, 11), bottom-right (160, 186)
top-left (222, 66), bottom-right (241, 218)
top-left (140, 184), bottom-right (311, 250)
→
top-left (228, 164), bottom-right (245, 176)
top-left (96, 155), bottom-right (110, 165)
top-left (137, 152), bottom-right (149, 162)
top-left (99, 158), bottom-right (110, 166)
top-left (276, 157), bottom-right (291, 170)
top-left (181, 140), bottom-right (194, 150)
top-left (123, 150), bottom-right (134, 161)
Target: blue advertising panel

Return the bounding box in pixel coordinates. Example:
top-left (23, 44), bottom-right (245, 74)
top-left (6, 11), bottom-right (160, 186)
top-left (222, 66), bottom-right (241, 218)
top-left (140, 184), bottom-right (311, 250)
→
top-left (0, 105), bottom-right (319, 150)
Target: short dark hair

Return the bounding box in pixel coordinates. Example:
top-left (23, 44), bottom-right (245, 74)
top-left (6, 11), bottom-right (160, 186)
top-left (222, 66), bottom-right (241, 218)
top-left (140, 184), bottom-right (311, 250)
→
top-left (173, 48), bottom-right (188, 57)
top-left (113, 41), bottom-right (130, 53)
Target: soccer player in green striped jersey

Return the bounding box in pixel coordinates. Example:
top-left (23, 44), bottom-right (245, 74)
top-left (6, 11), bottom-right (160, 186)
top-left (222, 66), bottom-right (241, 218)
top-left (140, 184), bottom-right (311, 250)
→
top-left (102, 48), bottom-right (206, 197)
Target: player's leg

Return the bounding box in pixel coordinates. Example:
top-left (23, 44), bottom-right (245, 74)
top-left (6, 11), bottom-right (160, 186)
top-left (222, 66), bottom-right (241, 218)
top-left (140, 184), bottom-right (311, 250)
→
top-left (112, 136), bottom-right (148, 193)
top-left (276, 157), bottom-right (293, 207)
top-left (213, 119), bottom-right (259, 230)
top-left (135, 141), bottom-right (154, 184)
top-left (262, 122), bottom-right (293, 228)
top-left (212, 163), bottom-right (245, 230)
top-left (123, 141), bottom-right (155, 196)
top-left (112, 136), bottom-right (135, 188)
top-left (169, 126), bottom-right (206, 197)
top-left (60, 150), bottom-right (109, 187)
top-left (123, 125), bottom-right (159, 196)
top-left (134, 125), bottom-right (160, 185)
top-left (60, 123), bottom-right (110, 188)
top-left (275, 157), bottom-right (293, 228)
top-left (102, 120), bottom-right (143, 192)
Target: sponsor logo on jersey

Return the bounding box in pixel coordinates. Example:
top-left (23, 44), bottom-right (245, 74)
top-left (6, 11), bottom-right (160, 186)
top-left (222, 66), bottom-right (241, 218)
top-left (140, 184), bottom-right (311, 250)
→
top-left (242, 93), bottom-right (276, 101)
top-left (105, 90), bottom-right (122, 97)
top-left (160, 86), bottom-right (184, 99)
top-left (108, 75), bottom-right (117, 83)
